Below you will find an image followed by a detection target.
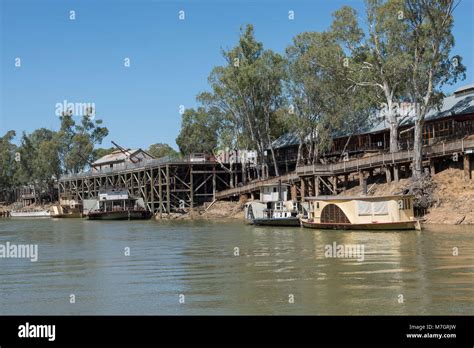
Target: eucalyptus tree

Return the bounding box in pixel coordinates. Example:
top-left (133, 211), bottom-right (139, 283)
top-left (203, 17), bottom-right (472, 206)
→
top-left (285, 32), bottom-right (344, 165)
top-left (285, 31), bottom-right (373, 166)
top-left (403, 0), bottom-right (465, 179)
top-left (148, 143), bottom-right (180, 159)
top-left (0, 130), bottom-right (17, 199)
top-left (57, 107), bottom-right (109, 174)
top-left (14, 128), bottom-right (60, 197)
top-left (331, 0), bottom-right (412, 153)
top-left (199, 24), bottom-right (286, 178)
top-left (176, 107), bottom-right (219, 156)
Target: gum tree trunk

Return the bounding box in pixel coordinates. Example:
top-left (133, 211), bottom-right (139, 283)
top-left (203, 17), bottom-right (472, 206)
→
top-left (413, 118), bottom-right (423, 180)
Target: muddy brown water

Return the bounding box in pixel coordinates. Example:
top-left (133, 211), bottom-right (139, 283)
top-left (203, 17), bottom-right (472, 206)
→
top-left (0, 219), bottom-right (472, 315)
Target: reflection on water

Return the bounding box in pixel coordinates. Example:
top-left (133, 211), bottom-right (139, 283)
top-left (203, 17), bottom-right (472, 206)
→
top-left (0, 219), bottom-right (472, 315)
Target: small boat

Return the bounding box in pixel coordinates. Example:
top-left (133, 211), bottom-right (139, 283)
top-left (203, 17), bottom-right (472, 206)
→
top-left (300, 195), bottom-right (420, 231)
top-left (10, 210), bottom-right (51, 218)
top-left (50, 201), bottom-right (83, 218)
top-left (83, 188), bottom-right (152, 220)
top-left (245, 201), bottom-right (300, 226)
top-left (244, 182), bottom-right (301, 226)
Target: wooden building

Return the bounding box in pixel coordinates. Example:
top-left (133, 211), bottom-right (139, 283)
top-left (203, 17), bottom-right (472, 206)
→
top-left (272, 84), bottom-right (474, 173)
top-left (92, 148), bottom-right (155, 173)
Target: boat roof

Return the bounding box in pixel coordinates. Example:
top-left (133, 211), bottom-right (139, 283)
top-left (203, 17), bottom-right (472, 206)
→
top-left (305, 194), bottom-right (413, 201)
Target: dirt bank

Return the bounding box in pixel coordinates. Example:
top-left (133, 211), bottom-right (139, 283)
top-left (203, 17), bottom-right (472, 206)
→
top-left (155, 199), bottom-right (245, 221)
top-left (343, 168), bottom-right (473, 225)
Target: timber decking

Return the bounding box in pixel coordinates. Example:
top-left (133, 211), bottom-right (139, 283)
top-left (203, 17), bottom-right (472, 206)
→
top-left (214, 172), bottom-right (300, 200)
top-left (59, 138), bottom-right (474, 211)
top-left (216, 137), bottom-right (474, 199)
top-left (297, 138), bottom-right (474, 175)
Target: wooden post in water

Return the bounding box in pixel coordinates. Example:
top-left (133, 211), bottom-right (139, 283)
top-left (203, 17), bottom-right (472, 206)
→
top-left (158, 167), bottom-right (163, 218)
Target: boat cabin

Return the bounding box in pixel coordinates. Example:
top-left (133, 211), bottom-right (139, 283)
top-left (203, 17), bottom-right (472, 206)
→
top-left (83, 189), bottom-right (146, 215)
top-left (306, 195), bottom-right (415, 225)
top-left (259, 183), bottom-right (290, 202)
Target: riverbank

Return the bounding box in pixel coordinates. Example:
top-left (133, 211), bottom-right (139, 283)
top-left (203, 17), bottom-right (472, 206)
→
top-left (160, 168), bottom-right (473, 225)
top-left (2, 167), bottom-right (472, 225)
top-left (155, 199), bottom-right (246, 221)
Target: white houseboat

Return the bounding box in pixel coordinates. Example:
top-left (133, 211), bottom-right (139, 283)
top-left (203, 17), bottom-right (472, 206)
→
top-left (300, 195), bottom-right (420, 230)
top-left (244, 183), bottom-right (300, 226)
top-left (83, 189), bottom-right (152, 220)
top-left (10, 210), bottom-right (51, 218)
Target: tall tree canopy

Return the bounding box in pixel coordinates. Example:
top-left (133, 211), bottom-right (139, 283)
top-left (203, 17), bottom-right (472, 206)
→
top-left (331, 0), bottom-right (412, 153)
top-left (147, 143), bottom-right (180, 159)
top-left (403, 0), bottom-right (465, 179)
top-left (57, 108), bottom-right (109, 174)
top-left (285, 30), bottom-right (372, 166)
top-left (176, 107), bottom-right (219, 155)
top-left (198, 24), bottom-right (287, 177)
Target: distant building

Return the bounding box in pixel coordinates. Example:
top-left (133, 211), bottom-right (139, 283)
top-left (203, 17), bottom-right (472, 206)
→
top-left (92, 149), bottom-right (154, 173)
top-left (272, 84), bottom-right (474, 173)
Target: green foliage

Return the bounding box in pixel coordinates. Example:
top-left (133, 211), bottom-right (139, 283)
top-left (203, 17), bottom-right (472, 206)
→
top-left (0, 131), bottom-right (17, 197)
top-left (0, 108), bottom-right (109, 198)
top-left (198, 24), bottom-right (287, 175)
top-left (147, 143), bottom-right (179, 159)
top-left (176, 107), bottom-right (219, 155)
top-left (14, 128), bottom-right (60, 192)
top-left (331, 0), bottom-right (413, 152)
top-left (402, 0), bottom-right (466, 178)
top-left (57, 109), bottom-right (109, 173)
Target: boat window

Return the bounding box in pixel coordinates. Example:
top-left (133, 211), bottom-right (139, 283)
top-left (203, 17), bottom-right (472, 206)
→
top-left (373, 201), bottom-right (388, 215)
top-left (273, 187), bottom-right (277, 193)
top-left (398, 199), bottom-right (411, 210)
top-left (321, 204), bottom-right (350, 224)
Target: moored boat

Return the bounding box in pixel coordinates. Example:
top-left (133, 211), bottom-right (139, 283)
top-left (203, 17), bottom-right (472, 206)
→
top-left (83, 188), bottom-right (152, 220)
top-left (10, 210), bottom-right (51, 218)
top-left (300, 195), bottom-right (420, 231)
top-left (50, 200), bottom-right (83, 218)
top-left (244, 182), bottom-right (301, 226)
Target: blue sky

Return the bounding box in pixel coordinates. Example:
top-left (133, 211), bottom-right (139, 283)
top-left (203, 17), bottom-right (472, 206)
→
top-left (1, 0), bottom-right (473, 150)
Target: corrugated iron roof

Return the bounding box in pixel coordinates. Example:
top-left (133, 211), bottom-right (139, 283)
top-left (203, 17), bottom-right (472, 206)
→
top-left (93, 149), bottom-right (141, 165)
top-left (273, 84), bottom-right (474, 149)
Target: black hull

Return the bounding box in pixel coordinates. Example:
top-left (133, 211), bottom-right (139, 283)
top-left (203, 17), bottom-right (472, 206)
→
top-left (87, 210), bottom-right (152, 220)
top-left (251, 217), bottom-right (300, 226)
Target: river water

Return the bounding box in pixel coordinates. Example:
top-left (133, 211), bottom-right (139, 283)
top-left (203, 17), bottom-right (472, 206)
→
top-left (0, 219), bottom-right (472, 315)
